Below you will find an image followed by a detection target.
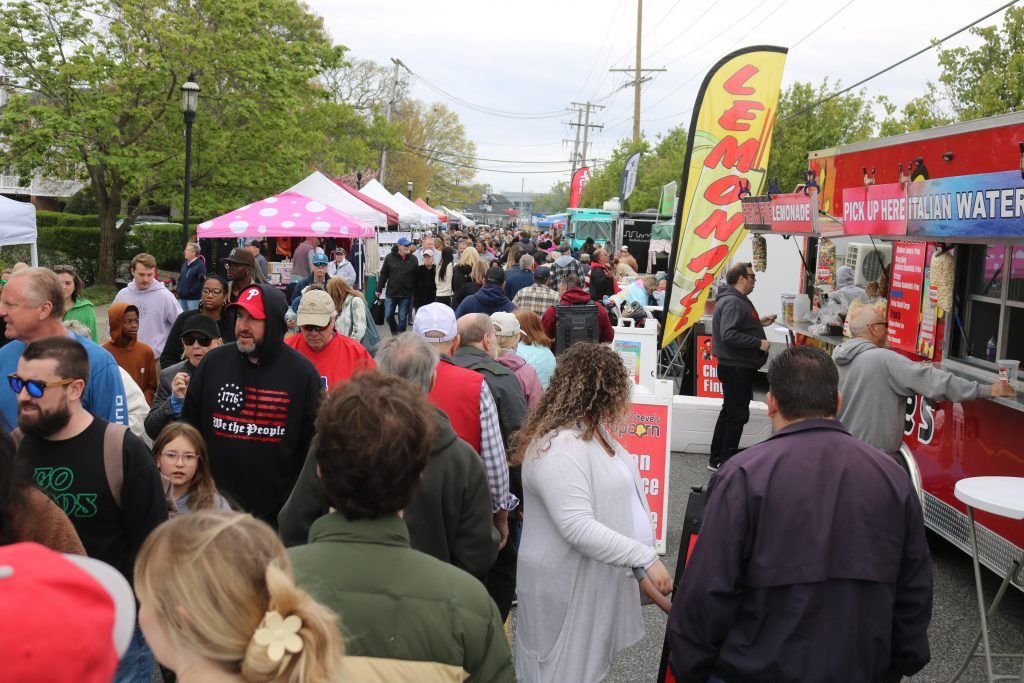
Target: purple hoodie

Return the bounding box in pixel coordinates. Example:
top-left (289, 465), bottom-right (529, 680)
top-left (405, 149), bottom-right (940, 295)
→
top-left (496, 350), bottom-right (544, 409)
top-left (112, 278), bottom-right (181, 356)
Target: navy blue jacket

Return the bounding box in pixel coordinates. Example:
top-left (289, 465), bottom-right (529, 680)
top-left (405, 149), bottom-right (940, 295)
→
top-left (504, 266), bottom-right (534, 302)
top-left (454, 285), bottom-right (515, 317)
top-left (177, 257), bottom-right (207, 299)
top-left (667, 419), bottom-right (932, 683)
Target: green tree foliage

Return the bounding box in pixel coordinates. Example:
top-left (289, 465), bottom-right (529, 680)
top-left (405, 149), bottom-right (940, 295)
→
top-left (533, 180), bottom-right (570, 214)
top-left (0, 0), bottom-right (386, 284)
top-left (577, 126), bottom-right (688, 212)
top-left (385, 100), bottom-right (477, 206)
top-left (936, 6), bottom-right (1024, 120)
top-left (878, 84), bottom-right (953, 137)
top-left (768, 80), bottom-right (876, 193)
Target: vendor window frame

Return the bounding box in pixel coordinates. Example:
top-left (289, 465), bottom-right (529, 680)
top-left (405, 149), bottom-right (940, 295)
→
top-left (953, 244), bottom-right (1024, 365)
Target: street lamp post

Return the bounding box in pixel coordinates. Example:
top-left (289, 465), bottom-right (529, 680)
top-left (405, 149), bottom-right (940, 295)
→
top-left (181, 74), bottom-right (199, 250)
top-left (407, 180), bottom-right (413, 199)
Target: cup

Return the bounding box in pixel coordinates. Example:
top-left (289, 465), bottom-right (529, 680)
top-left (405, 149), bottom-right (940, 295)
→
top-left (996, 359), bottom-right (1020, 383)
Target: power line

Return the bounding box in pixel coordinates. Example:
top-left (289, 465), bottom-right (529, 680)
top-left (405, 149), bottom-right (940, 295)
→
top-left (399, 148), bottom-right (587, 174)
top-left (574, 0), bottom-right (630, 101)
top-left (783, 0), bottom-right (1021, 121)
top-left (474, 140), bottom-right (566, 148)
top-left (643, 0), bottom-right (726, 62)
top-left (791, 0), bottom-right (857, 49)
top-left (405, 145), bottom-right (575, 164)
top-left (400, 62), bottom-right (568, 120)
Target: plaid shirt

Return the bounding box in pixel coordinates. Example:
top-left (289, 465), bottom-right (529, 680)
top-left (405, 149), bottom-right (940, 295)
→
top-left (480, 383), bottom-right (518, 512)
top-left (549, 257), bottom-right (585, 289)
top-left (513, 283), bottom-right (560, 316)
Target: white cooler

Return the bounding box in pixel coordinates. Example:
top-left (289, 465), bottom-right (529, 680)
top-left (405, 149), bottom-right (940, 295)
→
top-left (671, 395), bottom-right (773, 454)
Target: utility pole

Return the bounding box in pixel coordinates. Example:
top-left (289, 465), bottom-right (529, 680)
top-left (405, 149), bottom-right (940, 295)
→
top-left (610, 0), bottom-right (666, 143)
top-left (378, 57), bottom-right (403, 187)
top-left (563, 108), bottom-right (584, 177)
top-left (567, 101), bottom-right (604, 172)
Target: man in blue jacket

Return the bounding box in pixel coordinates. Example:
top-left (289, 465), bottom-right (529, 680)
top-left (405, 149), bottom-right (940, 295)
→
top-left (176, 242), bottom-right (207, 310)
top-left (708, 262), bottom-right (775, 470)
top-left (668, 346), bottom-right (932, 683)
top-left (504, 254), bottom-right (535, 302)
top-left (455, 267), bottom-right (515, 317)
top-left (0, 268), bottom-right (127, 431)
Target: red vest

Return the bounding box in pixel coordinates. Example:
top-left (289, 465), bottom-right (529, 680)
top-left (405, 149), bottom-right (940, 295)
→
top-left (429, 358), bottom-right (483, 452)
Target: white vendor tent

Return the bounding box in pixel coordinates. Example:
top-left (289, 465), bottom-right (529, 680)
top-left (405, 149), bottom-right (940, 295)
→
top-left (359, 180), bottom-right (421, 227)
top-left (441, 205), bottom-right (476, 227)
top-left (390, 191), bottom-right (439, 226)
top-left (289, 172), bottom-right (388, 228)
top-left (0, 195), bottom-right (39, 266)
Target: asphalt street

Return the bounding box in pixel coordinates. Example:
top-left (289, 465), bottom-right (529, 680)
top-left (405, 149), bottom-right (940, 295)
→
top-left (509, 447), bottom-right (1024, 682)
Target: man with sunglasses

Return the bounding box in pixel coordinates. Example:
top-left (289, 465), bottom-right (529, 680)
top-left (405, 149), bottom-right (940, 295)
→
top-left (181, 283), bottom-right (321, 525)
top-left (0, 267), bottom-right (127, 432)
top-left (285, 288), bottom-right (374, 392)
top-left (145, 315), bottom-right (222, 440)
top-left (835, 304), bottom-right (1015, 461)
top-left (709, 262), bottom-right (777, 471)
top-left (13, 335), bottom-right (168, 682)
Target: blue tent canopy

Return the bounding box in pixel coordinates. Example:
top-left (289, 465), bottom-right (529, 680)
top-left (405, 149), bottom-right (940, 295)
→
top-left (537, 212), bottom-right (567, 228)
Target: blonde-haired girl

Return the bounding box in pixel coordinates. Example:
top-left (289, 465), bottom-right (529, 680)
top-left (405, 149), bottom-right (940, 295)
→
top-left (135, 511), bottom-right (343, 683)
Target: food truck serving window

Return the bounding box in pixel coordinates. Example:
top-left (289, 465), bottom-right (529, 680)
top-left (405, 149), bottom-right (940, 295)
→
top-left (953, 245), bottom-right (1024, 364)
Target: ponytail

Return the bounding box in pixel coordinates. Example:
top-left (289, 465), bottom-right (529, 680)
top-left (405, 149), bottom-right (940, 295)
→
top-left (242, 561), bottom-right (344, 683)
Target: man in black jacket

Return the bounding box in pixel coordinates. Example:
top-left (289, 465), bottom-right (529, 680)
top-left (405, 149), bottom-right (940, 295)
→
top-left (376, 236), bottom-right (418, 334)
top-left (709, 262), bottom-right (776, 470)
top-left (181, 283), bottom-right (321, 524)
top-left (451, 312), bottom-right (527, 620)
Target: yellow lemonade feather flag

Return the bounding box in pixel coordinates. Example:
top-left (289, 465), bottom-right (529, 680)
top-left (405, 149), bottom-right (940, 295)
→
top-left (661, 46), bottom-right (787, 348)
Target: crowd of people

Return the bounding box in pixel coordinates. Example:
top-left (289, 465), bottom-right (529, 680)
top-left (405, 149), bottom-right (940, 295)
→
top-left (0, 228), bottom-right (1010, 683)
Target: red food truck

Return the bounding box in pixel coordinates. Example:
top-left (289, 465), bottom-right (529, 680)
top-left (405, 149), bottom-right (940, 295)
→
top-left (783, 111), bottom-right (1024, 586)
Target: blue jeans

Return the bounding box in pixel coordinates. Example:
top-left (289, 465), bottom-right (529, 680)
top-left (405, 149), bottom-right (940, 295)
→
top-left (384, 296), bottom-right (411, 335)
top-left (180, 299), bottom-right (199, 311)
top-left (113, 624), bottom-right (153, 683)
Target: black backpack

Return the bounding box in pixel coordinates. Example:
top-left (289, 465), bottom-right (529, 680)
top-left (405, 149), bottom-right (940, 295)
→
top-left (554, 302), bottom-right (600, 355)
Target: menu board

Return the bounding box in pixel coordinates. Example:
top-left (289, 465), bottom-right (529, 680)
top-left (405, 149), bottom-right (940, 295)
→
top-left (887, 242), bottom-right (927, 352)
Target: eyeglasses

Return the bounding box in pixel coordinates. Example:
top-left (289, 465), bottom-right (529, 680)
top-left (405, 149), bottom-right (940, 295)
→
top-left (8, 374), bottom-right (77, 398)
top-left (160, 451), bottom-right (199, 464)
top-left (868, 322), bottom-right (888, 329)
top-left (182, 334), bottom-right (213, 346)
top-left (201, 288), bottom-right (224, 296)
top-left (744, 272), bottom-right (756, 280)
top-left (301, 322), bottom-right (333, 332)
top-left (52, 264), bottom-right (75, 274)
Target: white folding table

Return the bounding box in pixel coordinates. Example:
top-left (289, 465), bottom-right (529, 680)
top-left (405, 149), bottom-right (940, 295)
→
top-left (952, 476), bottom-right (1024, 682)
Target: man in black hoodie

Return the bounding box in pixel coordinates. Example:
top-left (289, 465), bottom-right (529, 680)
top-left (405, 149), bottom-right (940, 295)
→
top-left (181, 283), bottom-right (322, 524)
top-left (709, 262), bottom-right (776, 471)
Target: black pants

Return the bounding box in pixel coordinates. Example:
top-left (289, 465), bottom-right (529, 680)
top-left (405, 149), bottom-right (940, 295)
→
top-left (486, 465), bottom-right (521, 621)
top-left (709, 365), bottom-right (757, 466)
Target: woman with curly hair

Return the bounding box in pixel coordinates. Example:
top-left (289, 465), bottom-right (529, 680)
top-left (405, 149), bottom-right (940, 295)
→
top-left (513, 342), bottom-right (671, 683)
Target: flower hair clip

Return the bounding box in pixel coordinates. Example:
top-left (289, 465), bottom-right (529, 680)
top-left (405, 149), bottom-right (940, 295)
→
top-left (253, 610), bottom-right (303, 662)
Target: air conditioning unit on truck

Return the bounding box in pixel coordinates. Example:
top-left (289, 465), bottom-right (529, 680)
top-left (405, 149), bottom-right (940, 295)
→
top-left (807, 111), bottom-right (1024, 589)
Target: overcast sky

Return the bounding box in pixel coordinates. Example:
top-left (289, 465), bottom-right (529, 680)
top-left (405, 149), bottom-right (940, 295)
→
top-left (307, 0), bottom-right (1007, 195)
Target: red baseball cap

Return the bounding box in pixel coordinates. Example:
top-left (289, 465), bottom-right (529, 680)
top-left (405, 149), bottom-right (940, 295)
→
top-left (226, 286), bottom-right (267, 320)
top-left (0, 543), bottom-right (136, 683)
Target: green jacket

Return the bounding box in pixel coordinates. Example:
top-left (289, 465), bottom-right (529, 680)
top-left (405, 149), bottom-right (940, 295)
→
top-left (278, 408), bottom-right (498, 580)
top-left (63, 298), bottom-right (99, 343)
top-left (290, 513), bottom-right (514, 683)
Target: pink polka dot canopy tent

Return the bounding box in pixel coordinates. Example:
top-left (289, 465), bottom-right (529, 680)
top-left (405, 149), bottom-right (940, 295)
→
top-left (196, 191), bottom-right (376, 239)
